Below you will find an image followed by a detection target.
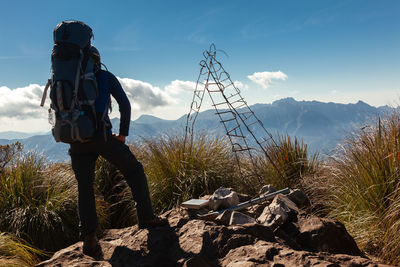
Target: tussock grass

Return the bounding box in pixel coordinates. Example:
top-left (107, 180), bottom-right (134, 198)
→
top-left (0, 232), bottom-right (44, 267)
top-left (0, 145), bottom-right (108, 253)
top-left (95, 157), bottom-right (136, 228)
top-left (135, 134), bottom-right (239, 212)
top-left (0, 142), bottom-right (23, 171)
top-left (0, 152), bottom-right (79, 251)
top-left (304, 112), bottom-right (400, 264)
top-left (381, 183), bottom-right (400, 265)
top-left (249, 135), bottom-right (319, 190)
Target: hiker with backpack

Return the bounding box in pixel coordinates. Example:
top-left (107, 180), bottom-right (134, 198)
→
top-left (41, 21), bottom-right (167, 257)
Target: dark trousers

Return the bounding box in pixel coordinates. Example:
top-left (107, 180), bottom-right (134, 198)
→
top-left (69, 134), bottom-right (154, 236)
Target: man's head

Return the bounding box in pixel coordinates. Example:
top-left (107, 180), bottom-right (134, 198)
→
top-left (90, 45), bottom-right (101, 72)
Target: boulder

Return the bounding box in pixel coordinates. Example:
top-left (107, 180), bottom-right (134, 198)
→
top-left (229, 211), bottom-right (256, 225)
top-left (215, 210), bottom-right (233, 225)
top-left (271, 194), bottom-right (299, 215)
top-left (37, 209), bottom-right (391, 267)
top-left (258, 202), bottom-right (288, 229)
top-left (209, 187), bottom-right (239, 211)
top-left (258, 184), bottom-right (277, 196)
top-left (287, 189), bottom-right (310, 208)
top-left (296, 215), bottom-right (362, 256)
top-left (221, 240), bottom-right (389, 267)
top-left (244, 203), bottom-right (266, 218)
top-left (37, 190), bottom-right (392, 267)
top-left (257, 194), bottom-right (299, 228)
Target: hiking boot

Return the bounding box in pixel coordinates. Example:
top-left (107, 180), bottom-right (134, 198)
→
top-left (138, 216), bottom-right (168, 229)
top-left (82, 233), bottom-right (102, 258)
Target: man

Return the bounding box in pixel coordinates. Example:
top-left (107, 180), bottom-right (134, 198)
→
top-left (69, 46), bottom-right (167, 257)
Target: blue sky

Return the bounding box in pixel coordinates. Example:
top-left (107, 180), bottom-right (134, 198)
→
top-left (0, 0), bottom-right (399, 132)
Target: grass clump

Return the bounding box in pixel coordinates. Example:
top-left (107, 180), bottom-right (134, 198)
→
top-left (95, 156), bottom-right (137, 228)
top-left (0, 143), bottom-right (113, 258)
top-left (0, 149), bottom-right (79, 251)
top-left (135, 134), bottom-right (239, 212)
top-left (307, 112), bottom-right (400, 264)
top-left (381, 183), bottom-right (400, 265)
top-left (249, 134), bottom-right (319, 190)
top-left (0, 232), bottom-right (44, 267)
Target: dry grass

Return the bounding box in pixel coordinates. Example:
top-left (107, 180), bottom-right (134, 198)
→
top-left (0, 144), bottom-right (109, 255)
top-left (247, 134), bottom-right (319, 190)
top-left (134, 134), bottom-right (240, 212)
top-left (0, 153), bottom-right (79, 251)
top-left (0, 232), bottom-right (44, 267)
top-left (303, 111), bottom-right (400, 264)
top-left (94, 156), bottom-right (137, 229)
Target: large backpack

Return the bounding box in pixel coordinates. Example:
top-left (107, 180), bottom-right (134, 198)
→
top-left (40, 20), bottom-right (100, 143)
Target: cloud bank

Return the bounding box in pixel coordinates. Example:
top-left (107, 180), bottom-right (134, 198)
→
top-left (0, 84), bottom-right (45, 119)
top-left (0, 78), bottom-right (194, 123)
top-left (117, 77), bottom-right (174, 111)
top-left (165, 80), bottom-right (196, 95)
top-left (247, 71), bottom-right (288, 89)
top-left (233, 81), bottom-right (249, 90)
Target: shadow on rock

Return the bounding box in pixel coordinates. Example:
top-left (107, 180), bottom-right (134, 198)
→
top-left (108, 225), bottom-right (196, 267)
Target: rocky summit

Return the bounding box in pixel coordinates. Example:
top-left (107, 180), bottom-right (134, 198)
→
top-left (37, 191), bottom-right (391, 267)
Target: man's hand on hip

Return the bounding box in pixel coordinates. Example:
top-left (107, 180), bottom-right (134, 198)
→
top-left (113, 134), bottom-right (126, 143)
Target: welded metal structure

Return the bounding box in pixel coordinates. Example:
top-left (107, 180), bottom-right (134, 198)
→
top-left (184, 44), bottom-right (282, 180)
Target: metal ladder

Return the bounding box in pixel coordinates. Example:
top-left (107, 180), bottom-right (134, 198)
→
top-left (184, 44), bottom-right (282, 181)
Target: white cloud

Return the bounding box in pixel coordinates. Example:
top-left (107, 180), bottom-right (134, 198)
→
top-left (0, 84), bottom-right (46, 119)
top-left (117, 77), bottom-right (175, 112)
top-left (165, 80), bottom-right (196, 95)
top-left (247, 71), bottom-right (288, 89)
top-left (0, 77), bottom-right (178, 130)
top-left (233, 81), bottom-right (249, 90)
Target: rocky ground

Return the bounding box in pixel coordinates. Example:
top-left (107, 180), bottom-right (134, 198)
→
top-left (37, 188), bottom-right (392, 267)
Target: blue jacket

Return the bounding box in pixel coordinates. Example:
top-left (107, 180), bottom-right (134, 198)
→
top-left (95, 70), bottom-right (131, 136)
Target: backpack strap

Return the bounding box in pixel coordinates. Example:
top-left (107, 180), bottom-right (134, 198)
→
top-left (72, 111), bottom-right (85, 143)
top-left (79, 56), bottom-right (99, 131)
top-left (40, 79), bottom-right (51, 107)
top-left (71, 49), bottom-right (83, 110)
top-left (56, 81), bottom-right (65, 111)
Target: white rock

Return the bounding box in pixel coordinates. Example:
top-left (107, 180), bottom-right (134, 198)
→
top-left (257, 194), bottom-right (298, 229)
top-left (229, 211), bottom-right (256, 225)
top-left (209, 187), bottom-right (240, 211)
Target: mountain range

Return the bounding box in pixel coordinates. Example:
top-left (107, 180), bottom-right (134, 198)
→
top-left (0, 98), bottom-right (388, 162)
top-left (0, 131), bottom-right (47, 140)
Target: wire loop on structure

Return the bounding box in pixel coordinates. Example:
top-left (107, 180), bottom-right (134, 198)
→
top-left (199, 60), bottom-right (208, 68)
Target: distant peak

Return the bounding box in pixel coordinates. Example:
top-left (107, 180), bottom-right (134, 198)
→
top-left (272, 97), bottom-right (297, 105)
top-left (355, 100), bottom-right (369, 106)
top-left (134, 114), bottom-right (165, 124)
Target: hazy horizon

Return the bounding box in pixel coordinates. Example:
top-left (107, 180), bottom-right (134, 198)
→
top-left (0, 97), bottom-right (394, 134)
